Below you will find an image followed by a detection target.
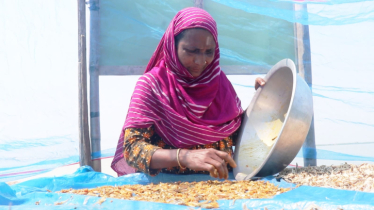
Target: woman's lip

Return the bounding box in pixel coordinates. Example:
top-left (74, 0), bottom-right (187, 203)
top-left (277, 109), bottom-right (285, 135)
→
top-left (190, 68), bottom-right (203, 73)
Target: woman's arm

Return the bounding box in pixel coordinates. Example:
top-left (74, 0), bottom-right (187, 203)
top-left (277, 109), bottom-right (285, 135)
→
top-left (123, 127), bottom-right (161, 176)
top-left (124, 126), bottom-right (236, 179)
top-left (149, 148), bottom-right (178, 169)
top-left (151, 148), bottom-right (236, 180)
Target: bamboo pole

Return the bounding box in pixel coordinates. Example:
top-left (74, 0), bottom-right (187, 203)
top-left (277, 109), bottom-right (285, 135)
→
top-left (78, 0), bottom-right (92, 167)
top-left (294, 4), bottom-right (317, 166)
top-left (88, 0), bottom-right (102, 172)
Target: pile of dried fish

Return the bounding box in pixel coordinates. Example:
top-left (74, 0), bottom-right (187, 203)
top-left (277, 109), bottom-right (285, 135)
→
top-left (58, 180), bottom-right (291, 208)
top-left (279, 163), bottom-right (374, 192)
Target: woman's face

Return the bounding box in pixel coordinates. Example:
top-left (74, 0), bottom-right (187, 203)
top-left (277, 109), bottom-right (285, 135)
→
top-left (176, 28), bottom-right (216, 78)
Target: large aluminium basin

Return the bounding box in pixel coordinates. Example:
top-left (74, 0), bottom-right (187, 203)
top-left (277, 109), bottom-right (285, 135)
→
top-left (234, 59), bottom-right (313, 180)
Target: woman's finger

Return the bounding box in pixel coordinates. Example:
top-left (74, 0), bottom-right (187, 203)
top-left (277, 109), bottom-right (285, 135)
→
top-left (257, 77), bottom-right (266, 85)
top-left (207, 149), bottom-right (229, 179)
top-left (215, 150), bottom-right (237, 169)
top-left (209, 168), bottom-right (218, 178)
top-left (209, 153), bottom-right (229, 179)
top-left (255, 77), bottom-right (266, 90)
top-left (223, 159), bottom-right (229, 179)
top-left (207, 158), bottom-right (227, 179)
top-left (206, 163), bottom-right (219, 178)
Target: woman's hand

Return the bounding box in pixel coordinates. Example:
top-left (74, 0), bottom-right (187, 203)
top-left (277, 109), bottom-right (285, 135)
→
top-left (178, 148), bottom-right (237, 179)
top-left (255, 77), bottom-right (266, 90)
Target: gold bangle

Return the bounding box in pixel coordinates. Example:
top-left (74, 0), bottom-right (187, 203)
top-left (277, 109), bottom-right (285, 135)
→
top-left (177, 148), bottom-right (187, 169)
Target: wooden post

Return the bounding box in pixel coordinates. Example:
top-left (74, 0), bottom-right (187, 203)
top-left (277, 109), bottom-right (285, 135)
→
top-left (194, 0), bottom-right (204, 9)
top-left (78, 0), bottom-right (92, 167)
top-left (294, 4), bottom-right (317, 166)
top-left (88, 0), bottom-right (102, 172)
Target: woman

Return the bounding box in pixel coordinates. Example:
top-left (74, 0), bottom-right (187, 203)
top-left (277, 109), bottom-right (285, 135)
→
top-left (111, 7), bottom-right (265, 180)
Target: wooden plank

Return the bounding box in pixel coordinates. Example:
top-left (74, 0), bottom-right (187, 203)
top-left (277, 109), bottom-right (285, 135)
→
top-left (88, 0), bottom-right (101, 172)
top-left (294, 4), bottom-right (317, 166)
top-left (99, 65), bottom-right (145, 75)
top-left (78, 0), bottom-right (92, 167)
top-left (98, 65), bottom-right (271, 76)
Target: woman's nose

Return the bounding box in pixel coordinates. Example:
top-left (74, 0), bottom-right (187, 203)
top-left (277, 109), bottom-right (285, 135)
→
top-left (194, 55), bottom-right (206, 66)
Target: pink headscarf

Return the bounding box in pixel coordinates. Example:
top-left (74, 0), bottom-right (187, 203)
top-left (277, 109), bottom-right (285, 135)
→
top-left (111, 7), bottom-right (243, 175)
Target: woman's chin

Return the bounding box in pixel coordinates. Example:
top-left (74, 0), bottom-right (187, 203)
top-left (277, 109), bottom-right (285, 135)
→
top-left (189, 70), bottom-right (204, 78)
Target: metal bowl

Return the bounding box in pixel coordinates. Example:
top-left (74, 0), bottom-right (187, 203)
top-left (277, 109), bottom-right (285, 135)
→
top-left (233, 59), bottom-right (313, 180)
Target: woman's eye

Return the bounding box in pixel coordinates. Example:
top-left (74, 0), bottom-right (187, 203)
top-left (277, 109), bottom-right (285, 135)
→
top-left (186, 49), bottom-right (200, 54)
top-left (185, 49), bottom-right (213, 55)
top-left (206, 50), bottom-right (214, 55)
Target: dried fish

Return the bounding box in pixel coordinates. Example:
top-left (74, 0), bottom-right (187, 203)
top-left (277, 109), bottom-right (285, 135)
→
top-left (58, 180), bottom-right (290, 209)
top-left (54, 199), bottom-right (69, 205)
top-left (304, 203), bottom-right (323, 210)
top-left (95, 197), bottom-right (106, 205)
top-left (83, 197), bottom-right (90, 205)
top-left (231, 199), bottom-right (236, 206)
top-left (279, 163), bottom-right (374, 192)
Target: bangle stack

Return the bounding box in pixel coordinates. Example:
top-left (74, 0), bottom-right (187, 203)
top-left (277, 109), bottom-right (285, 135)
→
top-left (176, 148), bottom-right (187, 169)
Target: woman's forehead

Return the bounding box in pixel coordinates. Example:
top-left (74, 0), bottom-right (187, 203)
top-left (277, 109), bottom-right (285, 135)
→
top-left (179, 28), bottom-right (216, 48)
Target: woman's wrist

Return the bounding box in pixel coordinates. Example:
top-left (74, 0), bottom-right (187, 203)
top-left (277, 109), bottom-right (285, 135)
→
top-left (149, 148), bottom-right (190, 170)
top-left (176, 149), bottom-right (187, 169)
top-left (178, 149), bottom-right (189, 169)
top-left (150, 149), bottom-right (179, 169)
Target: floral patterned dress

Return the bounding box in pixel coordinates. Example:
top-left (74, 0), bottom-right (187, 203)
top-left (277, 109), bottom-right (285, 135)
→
top-left (123, 126), bottom-right (238, 176)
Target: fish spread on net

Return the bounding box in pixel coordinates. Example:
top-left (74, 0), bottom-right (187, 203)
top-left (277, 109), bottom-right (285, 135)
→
top-left (278, 163), bottom-right (374, 192)
top-left (57, 180), bottom-right (291, 208)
